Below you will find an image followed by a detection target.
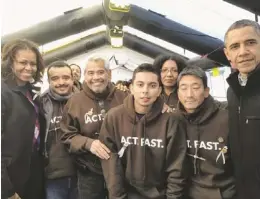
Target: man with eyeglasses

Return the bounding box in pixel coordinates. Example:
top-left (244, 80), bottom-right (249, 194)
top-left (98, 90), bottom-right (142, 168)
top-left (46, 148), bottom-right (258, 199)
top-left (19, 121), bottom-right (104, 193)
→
top-left (60, 55), bottom-right (128, 199)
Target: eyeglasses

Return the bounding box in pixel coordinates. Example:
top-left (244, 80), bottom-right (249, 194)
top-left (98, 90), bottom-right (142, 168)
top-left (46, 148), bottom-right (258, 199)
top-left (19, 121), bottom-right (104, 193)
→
top-left (15, 60), bottom-right (37, 67)
top-left (161, 68), bottom-right (178, 74)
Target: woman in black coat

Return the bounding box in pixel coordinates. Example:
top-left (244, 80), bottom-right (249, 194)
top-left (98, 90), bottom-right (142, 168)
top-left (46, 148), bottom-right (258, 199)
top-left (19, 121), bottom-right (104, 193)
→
top-left (1, 39), bottom-right (46, 199)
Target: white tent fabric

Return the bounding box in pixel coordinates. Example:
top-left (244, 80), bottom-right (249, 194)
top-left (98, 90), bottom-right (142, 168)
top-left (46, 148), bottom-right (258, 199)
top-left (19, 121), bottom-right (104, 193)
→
top-left (2, 0), bottom-right (258, 38)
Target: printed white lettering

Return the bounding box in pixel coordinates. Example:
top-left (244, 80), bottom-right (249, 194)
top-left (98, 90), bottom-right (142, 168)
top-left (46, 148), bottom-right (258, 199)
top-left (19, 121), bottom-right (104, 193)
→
top-left (51, 116), bottom-right (62, 124)
top-left (194, 140), bottom-right (199, 149)
top-left (186, 140), bottom-right (222, 151)
top-left (199, 141), bottom-right (207, 149)
top-left (206, 142), bottom-right (213, 150)
top-left (126, 136), bottom-right (133, 144)
top-left (121, 136), bottom-right (164, 148)
top-left (84, 110), bottom-right (105, 124)
top-left (85, 116), bottom-right (92, 123)
top-left (132, 137), bottom-right (138, 145)
top-left (186, 140), bottom-right (191, 148)
top-left (92, 115), bottom-right (98, 122)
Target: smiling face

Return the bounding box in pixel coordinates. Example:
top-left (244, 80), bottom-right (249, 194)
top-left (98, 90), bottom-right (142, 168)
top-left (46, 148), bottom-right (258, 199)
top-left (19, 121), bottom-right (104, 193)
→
top-left (12, 49), bottom-right (37, 85)
top-left (224, 26), bottom-right (260, 76)
top-left (84, 60), bottom-right (109, 94)
top-left (48, 66), bottom-right (73, 96)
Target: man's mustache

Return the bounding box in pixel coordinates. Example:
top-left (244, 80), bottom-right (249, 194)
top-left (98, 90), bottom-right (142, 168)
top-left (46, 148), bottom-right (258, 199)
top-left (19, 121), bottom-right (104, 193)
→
top-left (55, 85), bottom-right (69, 88)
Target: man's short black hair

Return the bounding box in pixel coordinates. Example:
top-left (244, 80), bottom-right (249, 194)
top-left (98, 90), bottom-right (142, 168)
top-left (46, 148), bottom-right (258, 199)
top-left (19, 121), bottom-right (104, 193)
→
top-left (47, 61), bottom-right (72, 79)
top-left (177, 63), bottom-right (208, 88)
top-left (153, 54), bottom-right (187, 73)
top-left (132, 63), bottom-right (162, 86)
top-left (224, 19), bottom-right (260, 46)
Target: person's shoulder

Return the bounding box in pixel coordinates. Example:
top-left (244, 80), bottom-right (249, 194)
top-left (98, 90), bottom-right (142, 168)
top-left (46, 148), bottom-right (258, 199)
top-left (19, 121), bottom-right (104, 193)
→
top-left (214, 100), bottom-right (228, 110)
top-left (158, 110), bottom-right (183, 123)
top-left (166, 110), bottom-right (186, 125)
top-left (107, 104), bottom-right (125, 117)
top-left (1, 81), bottom-right (13, 100)
top-left (68, 90), bottom-right (86, 102)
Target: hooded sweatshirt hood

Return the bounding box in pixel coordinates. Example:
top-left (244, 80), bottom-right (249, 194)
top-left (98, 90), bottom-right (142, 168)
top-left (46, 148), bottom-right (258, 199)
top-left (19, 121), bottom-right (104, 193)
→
top-left (82, 81), bottom-right (116, 101)
top-left (123, 95), bottom-right (165, 124)
top-left (178, 95), bottom-right (218, 124)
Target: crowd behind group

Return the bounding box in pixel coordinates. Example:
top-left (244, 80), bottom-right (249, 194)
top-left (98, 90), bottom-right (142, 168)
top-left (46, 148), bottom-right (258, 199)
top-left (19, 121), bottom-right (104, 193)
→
top-left (1, 19), bottom-right (260, 199)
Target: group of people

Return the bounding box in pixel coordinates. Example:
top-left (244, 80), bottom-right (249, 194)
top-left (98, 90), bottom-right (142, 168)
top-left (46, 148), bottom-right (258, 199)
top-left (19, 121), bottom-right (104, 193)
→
top-left (1, 19), bottom-right (260, 199)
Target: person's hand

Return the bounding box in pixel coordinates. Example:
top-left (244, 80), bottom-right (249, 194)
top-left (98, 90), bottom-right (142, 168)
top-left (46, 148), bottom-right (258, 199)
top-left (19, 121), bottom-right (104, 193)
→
top-left (90, 140), bottom-right (110, 160)
top-left (115, 84), bottom-right (128, 91)
top-left (162, 103), bottom-right (176, 113)
top-left (8, 193), bottom-right (21, 199)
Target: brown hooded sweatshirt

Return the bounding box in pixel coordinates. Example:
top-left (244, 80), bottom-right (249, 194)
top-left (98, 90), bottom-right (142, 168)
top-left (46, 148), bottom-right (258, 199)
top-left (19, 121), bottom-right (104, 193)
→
top-left (60, 82), bottom-right (128, 174)
top-left (99, 95), bottom-right (187, 199)
top-left (178, 96), bottom-right (235, 199)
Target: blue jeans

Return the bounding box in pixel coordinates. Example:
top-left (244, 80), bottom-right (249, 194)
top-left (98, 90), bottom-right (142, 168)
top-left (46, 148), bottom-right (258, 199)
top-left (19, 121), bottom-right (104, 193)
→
top-left (77, 170), bottom-right (107, 199)
top-left (46, 176), bottom-right (78, 199)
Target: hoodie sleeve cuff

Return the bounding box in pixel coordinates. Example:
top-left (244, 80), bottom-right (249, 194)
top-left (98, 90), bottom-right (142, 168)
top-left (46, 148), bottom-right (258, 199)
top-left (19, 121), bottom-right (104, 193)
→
top-left (84, 138), bottom-right (95, 151)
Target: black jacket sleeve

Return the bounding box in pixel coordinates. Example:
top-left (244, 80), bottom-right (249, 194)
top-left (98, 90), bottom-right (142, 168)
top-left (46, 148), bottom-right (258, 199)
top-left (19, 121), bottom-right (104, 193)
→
top-left (166, 114), bottom-right (187, 199)
top-left (1, 83), bottom-right (15, 197)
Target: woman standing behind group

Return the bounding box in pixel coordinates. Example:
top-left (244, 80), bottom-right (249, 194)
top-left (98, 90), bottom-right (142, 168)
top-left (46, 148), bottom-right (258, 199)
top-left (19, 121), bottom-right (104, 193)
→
top-left (1, 39), bottom-right (46, 199)
top-left (153, 54), bottom-right (187, 110)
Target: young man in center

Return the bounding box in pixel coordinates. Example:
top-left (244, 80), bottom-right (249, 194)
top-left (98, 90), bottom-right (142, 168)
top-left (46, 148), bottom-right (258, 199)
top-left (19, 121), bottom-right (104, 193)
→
top-left (99, 63), bottom-right (187, 199)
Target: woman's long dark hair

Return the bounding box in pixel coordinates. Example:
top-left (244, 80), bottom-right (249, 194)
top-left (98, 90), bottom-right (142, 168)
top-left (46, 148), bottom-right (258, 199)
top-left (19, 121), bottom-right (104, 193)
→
top-left (1, 39), bottom-right (45, 83)
top-left (153, 54), bottom-right (187, 74)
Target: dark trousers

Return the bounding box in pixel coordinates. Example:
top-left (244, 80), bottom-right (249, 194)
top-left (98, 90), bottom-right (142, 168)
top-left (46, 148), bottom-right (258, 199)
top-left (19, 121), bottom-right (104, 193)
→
top-left (46, 176), bottom-right (78, 199)
top-left (77, 170), bottom-right (107, 199)
top-left (23, 152), bottom-right (45, 199)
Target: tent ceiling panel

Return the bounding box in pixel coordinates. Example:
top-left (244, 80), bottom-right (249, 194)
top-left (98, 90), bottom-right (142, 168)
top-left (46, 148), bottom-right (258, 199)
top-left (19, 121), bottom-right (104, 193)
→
top-left (1, 5), bottom-right (104, 46)
top-left (43, 31), bottom-right (187, 66)
top-left (43, 32), bottom-right (108, 65)
top-left (2, 2), bottom-right (229, 67)
top-left (128, 5), bottom-right (229, 65)
top-left (224, 0), bottom-right (260, 15)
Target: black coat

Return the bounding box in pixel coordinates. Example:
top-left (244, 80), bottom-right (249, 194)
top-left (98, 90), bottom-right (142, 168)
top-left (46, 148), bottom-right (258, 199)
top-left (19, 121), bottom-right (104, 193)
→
top-left (1, 81), bottom-right (46, 199)
top-left (226, 65), bottom-right (260, 199)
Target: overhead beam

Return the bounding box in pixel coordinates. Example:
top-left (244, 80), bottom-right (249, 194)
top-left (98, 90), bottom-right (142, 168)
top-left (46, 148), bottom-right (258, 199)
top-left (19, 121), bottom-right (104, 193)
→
top-left (128, 5), bottom-right (229, 65)
top-left (2, 5), bottom-right (104, 46)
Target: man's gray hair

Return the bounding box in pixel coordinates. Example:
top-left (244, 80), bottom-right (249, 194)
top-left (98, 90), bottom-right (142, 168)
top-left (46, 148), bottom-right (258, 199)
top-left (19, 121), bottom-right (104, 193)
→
top-left (224, 19), bottom-right (260, 45)
top-left (177, 65), bottom-right (208, 88)
top-left (85, 55), bottom-right (110, 71)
